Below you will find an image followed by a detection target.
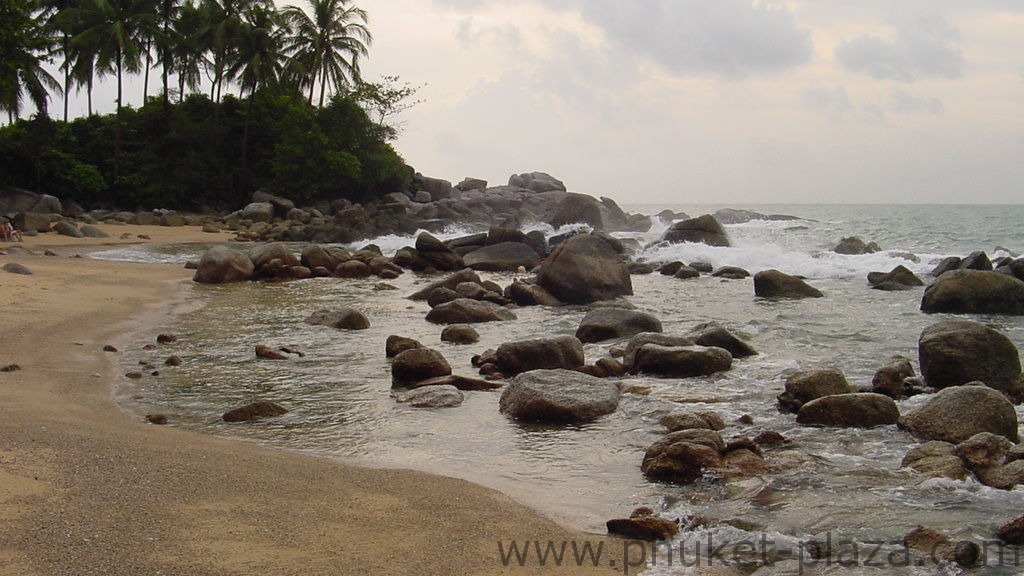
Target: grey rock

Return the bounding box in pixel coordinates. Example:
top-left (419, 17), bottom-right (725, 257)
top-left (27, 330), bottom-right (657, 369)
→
top-left (632, 344), bottom-right (732, 378)
top-left (796, 393), bottom-right (900, 428)
top-left (499, 369), bottom-right (621, 423)
top-left (394, 385), bottom-right (464, 408)
top-left (575, 308), bottom-right (663, 343)
top-left (899, 384), bottom-right (1019, 443)
top-left (918, 319), bottom-right (1022, 395)
top-left (463, 242), bottom-right (540, 271)
top-left (425, 298), bottom-right (517, 324)
top-left (495, 335), bottom-right (585, 376)
top-left (662, 214), bottom-right (730, 247)
top-left (304, 307), bottom-right (370, 330)
top-left (193, 246), bottom-right (254, 284)
top-left (754, 269), bottom-right (824, 299)
top-left (921, 269), bottom-right (1024, 315)
top-left (535, 234), bottom-right (632, 304)
top-left (391, 348), bottom-right (452, 386)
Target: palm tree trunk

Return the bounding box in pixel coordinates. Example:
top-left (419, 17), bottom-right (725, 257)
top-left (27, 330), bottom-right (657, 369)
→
top-left (143, 38), bottom-right (152, 103)
top-left (239, 91), bottom-right (254, 193)
top-left (87, 76), bottom-right (93, 116)
top-left (62, 34), bottom-right (69, 123)
top-left (318, 65), bottom-right (327, 107)
top-left (115, 48), bottom-right (123, 184)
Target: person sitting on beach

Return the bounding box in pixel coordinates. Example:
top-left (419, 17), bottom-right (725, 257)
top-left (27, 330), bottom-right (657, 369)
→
top-left (2, 220), bottom-right (22, 242)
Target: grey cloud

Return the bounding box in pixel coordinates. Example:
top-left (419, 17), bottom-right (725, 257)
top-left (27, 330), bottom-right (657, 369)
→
top-left (575, 0), bottom-right (813, 78)
top-left (835, 16), bottom-right (963, 82)
top-left (890, 89), bottom-right (944, 114)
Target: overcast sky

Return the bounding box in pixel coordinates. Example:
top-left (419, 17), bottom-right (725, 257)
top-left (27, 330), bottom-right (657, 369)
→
top-left (355, 0), bottom-right (1024, 205)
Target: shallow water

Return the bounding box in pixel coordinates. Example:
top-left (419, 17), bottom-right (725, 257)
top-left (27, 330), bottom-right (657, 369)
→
top-left (98, 204), bottom-right (1024, 574)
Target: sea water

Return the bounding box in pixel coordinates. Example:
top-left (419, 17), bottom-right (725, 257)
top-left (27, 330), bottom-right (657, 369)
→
top-left (97, 204), bottom-right (1024, 574)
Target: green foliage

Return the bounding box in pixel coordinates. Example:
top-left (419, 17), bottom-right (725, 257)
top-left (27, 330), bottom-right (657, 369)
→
top-left (0, 90), bottom-right (410, 209)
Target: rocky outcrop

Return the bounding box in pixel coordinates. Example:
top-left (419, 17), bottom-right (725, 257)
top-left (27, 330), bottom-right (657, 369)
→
top-left (920, 270), bottom-right (1024, 315)
top-left (574, 308), bottom-right (662, 343)
top-left (917, 319), bottom-right (1022, 396)
top-left (778, 368), bottom-right (852, 413)
top-left (898, 384), bottom-right (1019, 443)
top-left (304, 308), bottom-right (370, 330)
top-left (549, 193), bottom-right (604, 230)
top-left (631, 344), bottom-right (732, 378)
top-left (754, 270), bottom-right (824, 299)
top-left (391, 348), bottom-right (452, 387)
top-left (535, 234), bottom-right (632, 304)
top-left (495, 335), bottom-right (585, 376)
top-left (193, 246), bottom-right (255, 284)
top-left (425, 298), bottom-right (517, 324)
top-left (795, 393), bottom-right (900, 428)
top-left (222, 401), bottom-right (288, 422)
top-left (662, 215), bottom-right (730, 247)
top-left (508, 172), bottom-right (566, 193)
top-left (499, 369), bottom-right (621, 423)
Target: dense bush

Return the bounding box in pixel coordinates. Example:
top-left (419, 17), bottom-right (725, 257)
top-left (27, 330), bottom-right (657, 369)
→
top-left (0, 90), bottom-right (410, 210)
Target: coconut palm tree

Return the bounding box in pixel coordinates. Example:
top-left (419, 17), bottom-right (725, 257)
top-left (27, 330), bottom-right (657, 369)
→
top-left (0, 0), bottom-right (60, 121)
top-left (167, 0), bottom-right (205, 102)
top-left (283, 0), bottom-right (370, 107)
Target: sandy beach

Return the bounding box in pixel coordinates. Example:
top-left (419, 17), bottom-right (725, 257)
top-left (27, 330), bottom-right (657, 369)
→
top-left (0, 225), bottom-right (643, 576)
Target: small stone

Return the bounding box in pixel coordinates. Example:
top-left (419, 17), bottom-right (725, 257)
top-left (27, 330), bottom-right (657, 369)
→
top-left (125, 372), bottom-right (143, 379)
top-left (222, 401), bottom-right (288, 422)
top-left (165, 356), bottom-right (182, 366)
top-left (1, 364), bottom-right (22, 372)
top-left (996, 515), bottom-right (1024, 545)
top-left (255, 345), bottom-right (289, 360)
top-left (102, 345), bottom-right (118, 352)
top-left (145, 414), bottom-right (168, 425)
top-left (156, 334), bottom-right (178, 344)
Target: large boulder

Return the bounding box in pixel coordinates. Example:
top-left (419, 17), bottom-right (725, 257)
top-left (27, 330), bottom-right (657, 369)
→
top-left (687, 322), bottom-right (757, 358)
top-left (778, 368), bottom-right (852, 413)
top-left (425, 298), bottom-right (517, 324)
top-left (549, 193), bottom-right (604, 230)
top-left (13, 212), bottom-right (52, 233)
top-left (462, 242), bottom-right (541, 272)
top-left (193, 246), bottom-right (255, 284)
top-left (535, 234), bottom-right (632, 304)
top-left (304, 307), bottom-right (370, 330)
top-left (754, 269), bottom-right (824, 299)
top-left (632, 344), bottom-right (732, 378)
top-left (391, 348), bottom-right (452, 387)
top-left (662, 214), bottom-right (730, 247)
top-left (508, 172), bottom-right (566, 193)
top-left (252, 190), bottom-right (295, 217)
top-left (53, 220), bottom-right (83, 238)
top-left (495, 335), bottom-right (585, 376)
top-left (499, 369), bottom-right (621, 423)
top-left (795, 393), bottom-right (900, 428)
top-left (867, 265), bottom-right (924, 288)
top-left (415, 232), bottom-right (464, 271)
top-left (249, 242), bottom-right (300, 272)
top-left (574, 308), bottom-right (662, 343)
top-left (239, 202), bottom-right (275, 222)
top-left (898, 384), bottom-right (1019, 443)
top-left (920, 270), bottom-right (1024, 315)
top-left (833, 236), bottom-right (879, 255)
top-left (917, 320), bottom-right (1022, 395)
top-left (505, 279), bottom-right (561, 306)
top-left (301, 245), bottom-right (352, 270)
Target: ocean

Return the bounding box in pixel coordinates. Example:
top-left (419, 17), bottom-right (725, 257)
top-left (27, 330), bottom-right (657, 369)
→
top-left (97, 204), bottom-right (1024, 574)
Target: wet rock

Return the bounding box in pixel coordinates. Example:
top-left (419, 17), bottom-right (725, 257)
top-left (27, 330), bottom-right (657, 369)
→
top-left (996, 516), bottom-right (1024, 545)
top-left (145, 414), bottom-right (168, 425)
top-left (901, 526), bottom-right (976, 567)
top-left (575, 308), bottom-right (663, 344)
top-left (255, 345), bottom-right (289, 360)
top-left (549, 193), bottom-right (604, 230)
top-left (754, 269), bottom-right (824, 299)
top-left (495, 335), bottom-right (585, 376)
top-left (385, 335), bottom-right (423, 358)
top-left (3, 262), bottom-right (34, 275)
top-left (156, 334), bottom-right (178, 344)
top-left (334, 259), bottom-right (373, 278)
top-left (795, 393), bottom-right (899, 428)
top-left (660, 411), bottom-right (724, 433)
top-left (899, 384), bottom-right (1019, 443)
top-left (917, 319), bottom-right (1022, 396)
top-left (441, 324), bottom-right (480, 345)
top-left (711, 266), bottom-right (750, 279)
top-left (300, 245), bottom-right (352, 270)
top-left (426, 287), bottom-right (460, 308)
top-left (778, 368), bottom-right (852, 413)
top-left (753, 431), bottom-right (790, 448)
top-left (222, 401), bottom-right (288, 422)
top-left (720, 448), bottom-right (769, 479)
top-left (415, 232), bottom-right (464, 271)
top-left (193, 246), bottom-right (255, 284)
top-left (606, 514), bottom-right (679, 541)
top-left (587, 357), bottom-right (628, 378)
top-left (408, 270), bottom-right (484, 301)
top-left (641, 429), bottom-right (725, 484)
top-left (976, 460), bottom-right (1024, 490)
top-left (1, 364), bottom-right (23, 372)
top-left (102, 345), bottom-right (118, 352)
top-left (463, 242), bottom-right (541, 272)
top-left (425, 298), bottom-right (517, 324)
top-left (165, 356), bottom-right (182, 366)
top-left (632, 344), bottom-right (732, 378)
top-left (901, 441), bottom-right (968, 481)
top-left (688, 322), bottom-right (757, 358)
top-left (672, 265), bottom-right (700, 279)
top-left (621, 333), bottom-right (695, 368)
top-left (961, 251), bottom-right (993, 271)
top-left (920, 269), bottom-right (1024, 315)
top-left (391, 348), bottom-right (452, 387)
top-left (535, 234), bottom-right (632, 304)
top-left (304, 307), bottom-right (370, 330)
top-left (249, 243), bottom-right (300, 275)
top-left (931, 256), bottom-right (962, 277)
top-left (394, 385), bottom-right (464, 408)
top-left (505, 279), bottom-right (561, 307)
top-left (833, 236), bottom-right (879, 254)
top-left (871, 355), bottom-right (916, 398)
top-left (402, 374), bottom-right (503, 391)
top-left (954, 432), bottom-right (1012, 471)
top-left (662, 214), bottom-right (730, 247)
top-left (867, 265), bottom-right (924, 288)
top-left (454, 281), bottom-right (487, 300)
top-left (499, 369), bottom-right (621, 424)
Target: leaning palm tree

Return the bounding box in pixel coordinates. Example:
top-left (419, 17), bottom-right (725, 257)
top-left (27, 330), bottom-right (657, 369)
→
top-left (0, 0), bottom-right (60, 121)
top-left (283, 0), bottom-right (370, 107)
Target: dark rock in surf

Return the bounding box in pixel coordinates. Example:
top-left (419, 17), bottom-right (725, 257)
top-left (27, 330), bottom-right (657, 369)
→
top-left (917, 319), bottom-right (1022, 395)
top-left (754, 269), bottom-right (824, 299)
top-left (796, 393), bottom-right (899, 428)
top-left (662, 215), bottom-right (730, 247)
top-left (920, 269), bottom-right (1024, 315)
top-left (495, 335), bottom-right (585, 376)
top-left (499, 369), bottom-right (621, 424)
top-left (574, 308), bottom-right (663, 343)
top-left (535, 234), bottom-right (632, 304)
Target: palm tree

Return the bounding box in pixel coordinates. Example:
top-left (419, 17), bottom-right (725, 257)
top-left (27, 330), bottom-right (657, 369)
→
top-left (283, 0), bottom-right (370, 107)
top-left (0, 0), bottom-right (60, 121)
top-left (224, 4), bottom-right (286, 180)
top-left (195, 0), bottom-right (267, 103)
top-left (36, 0), bottom-right (76, 121)
top-left (61, 0), bottom-right (157, 179)
top-left (167, 0), bottom-right (205, 102)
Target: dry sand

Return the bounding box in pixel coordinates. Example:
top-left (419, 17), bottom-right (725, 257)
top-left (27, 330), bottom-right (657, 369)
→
top-left (0, 226), bottom-right (664, 576)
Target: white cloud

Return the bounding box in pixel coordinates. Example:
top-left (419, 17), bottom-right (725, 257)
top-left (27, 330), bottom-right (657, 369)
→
top-left (835, 16), bottom-right (964, 82)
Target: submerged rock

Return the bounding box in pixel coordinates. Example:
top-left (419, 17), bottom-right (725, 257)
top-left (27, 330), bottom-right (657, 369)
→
top-left (575, 308), bottom-right (663, 343)
top-left (662, 214), bottom-right (730, 247)
top-left (391, 348), bottom-right (452, 387)
top-left (795, 393), bottom-right (900, 428)
top-left (193, 246), bottom-right (254, 284)
top-left (499, 369), bottom-right (621, 424)
top-left (495, 335), bottom-right (585, 376)
top-left (917, 319), bottom-right (1022, 396)
top-left (394, 385), bottom-right (464, 408)
top-left (754, 269), bottom-right (824, 299)
top-left (632, 344), bottom-right (732, 378)
top-left (778, 368), bottom-right (851, 413)
top-left (425, 298), bottom-right (517, 324)
top-left (920, 269), bottom-right (1024, 315)
top-left (222, 401), bottom-right (288, 422)
top-left (304, 307), bottom-right (370, 330)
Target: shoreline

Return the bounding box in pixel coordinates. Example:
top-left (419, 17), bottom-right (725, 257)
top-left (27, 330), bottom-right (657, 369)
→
top-left (0, 226), bottom-right (629, 576)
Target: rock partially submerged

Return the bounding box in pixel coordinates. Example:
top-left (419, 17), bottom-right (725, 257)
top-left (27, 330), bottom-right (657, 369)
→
top-left (899, 384), bottom-right (1019, 443)
top-left (917, 319), bottom-right (1022, 396)
top-left (495, 335), bottom-right (585, 376)
top-left (662, 215), bottom-right (730, 247)
top-left (796, 393), bottom-right (900, 428)
top-left (575, 308), bottom-right (662, 343)
top-left (304, 307), bottom-right (370, 330)
top-left (499, 369), bottom-right (621, 424)
top-left (921, 269), bottom-right (1024, 315)
top-left (222, 401), bottom-right (288, 422)
top-left (754, 270), bottom-right (824, 299)
top-left (193, 246), bottom-right (254, 284)
top-left (535, 234), bottom-right (632, 304)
